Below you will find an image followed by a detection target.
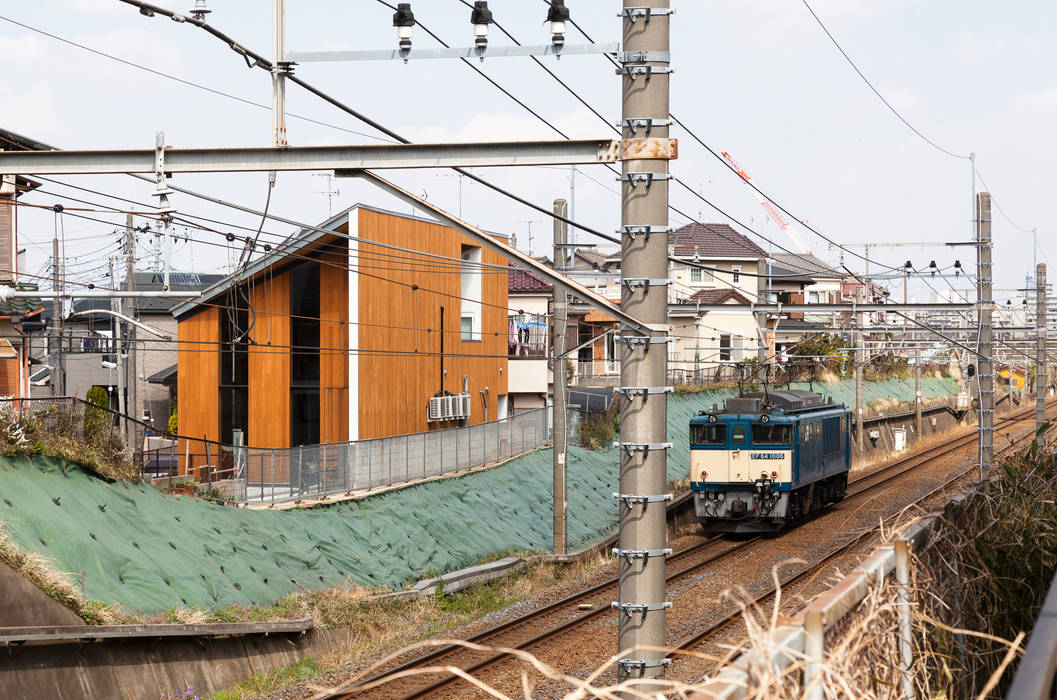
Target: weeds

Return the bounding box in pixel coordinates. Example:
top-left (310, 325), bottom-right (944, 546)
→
top-left (580, 413), bottom-right (618, 450)
top-left (212, 658), bottom-right (321, 700)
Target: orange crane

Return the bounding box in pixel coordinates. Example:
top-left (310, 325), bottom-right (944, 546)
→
top-left (721, 150), bottom-right (811, 254)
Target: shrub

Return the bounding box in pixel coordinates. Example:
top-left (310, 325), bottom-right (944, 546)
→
top-left (83, 386), bottom-right (110, 442)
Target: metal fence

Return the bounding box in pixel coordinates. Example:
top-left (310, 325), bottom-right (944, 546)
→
top-left (236, 407), bottom-right (550, 505)
top-left (0, 398), bottom-right (551, 506)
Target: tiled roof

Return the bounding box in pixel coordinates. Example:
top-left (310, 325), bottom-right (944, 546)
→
top-left (771, 253), bottom-right (843, 278)
top-left (0, 283), bottom-right (42, 317)
top-left (575, 249), bottom-right (607, 267)
top-left (669, 223), bottom-right (767, 258)
top-left (508, 267), bottom-right (552, 292)
top-left (686, 288), bottom-right (751, 305)
top-left (606, 224), bottom-right (766, 260)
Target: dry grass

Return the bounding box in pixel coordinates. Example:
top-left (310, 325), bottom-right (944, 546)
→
top-left (0, 520), bottom-right (130, 624)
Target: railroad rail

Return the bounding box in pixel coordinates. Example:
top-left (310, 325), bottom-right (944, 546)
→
top-left (321, 403), bottom-right (1051, 699)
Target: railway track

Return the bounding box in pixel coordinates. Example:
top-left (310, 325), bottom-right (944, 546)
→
top-left (322, 403), bottom-right (1049, 699)
top-left (672, 401), bottom-right (1048, 666)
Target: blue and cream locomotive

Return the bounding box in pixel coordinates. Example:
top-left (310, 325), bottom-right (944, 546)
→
top-left (689, 390), bottom-right (852, 533)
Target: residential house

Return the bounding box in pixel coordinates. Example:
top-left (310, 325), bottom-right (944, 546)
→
top-left (0, 127), bottom-right (48, 397)
top-left (594, 223), bottom-right (767, 382)
top-left (765, 253), bottom-right (850, 356)
top-left (507, 266), bottom-right (552, 414)
top-left (173, 204), bottom-right (509, 459)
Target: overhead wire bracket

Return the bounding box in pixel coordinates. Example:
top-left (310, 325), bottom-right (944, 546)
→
top-left (616, 335), bottom-right (671, 352)
top-left (621, 278), bottom-right (670, 293)
top-left (611, 548), bottom-right (672, 565)
top-left (619, 225), bottom-right (670, 241)
top-left (620, 7), bottom-right (675, 22)
top-left (618, 172), bottom-right (671, 187)
top-left (619, 442), bottom-right (672, 458)
top-left (617, 657), bottom-right (672, 676)
top-left (615, 386), bottom-right (674, 402)
top-left (611, 601), bottom-right (672, 620)
top-left (613, 493), bottom-right (673, 511)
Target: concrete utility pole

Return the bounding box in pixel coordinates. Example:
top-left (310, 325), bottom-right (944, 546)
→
top-left (1038, 263), bottom-right (1047, 434)
top-left (914, 349), bottom-right (922, 443)
top-left (977, 192), bottom-right (994, 478)
top-left (552, 198), bottom-right (569, 557)
top-left (855, 287), bottom-right (864, 451)
top-left (757, 312), bottom-right (769, 391)
top-left (125, 214), bottom-right (138, 423)
top-left (52, 237), bottom-right (66, 396)
top-left (615, 0), bottom-right (672, 688)
top-left (111, 255), bottom-right (127, 420)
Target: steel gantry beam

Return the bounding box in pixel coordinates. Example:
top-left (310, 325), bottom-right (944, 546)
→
top-left (0, 138), bottom-right (679, 175)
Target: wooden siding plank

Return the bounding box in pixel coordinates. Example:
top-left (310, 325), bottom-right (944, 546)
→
top-left (176, 307), bottom-right (219, 475)
top-left (355, 209), bottom-right (508, 439)
top-left (319, 243), bottom-right (349, 444)
top-left (248, 272), bottom-right (291, 450)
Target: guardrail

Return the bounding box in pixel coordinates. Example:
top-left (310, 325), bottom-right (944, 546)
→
top-left (1005, 567), bottom-right (1057, 699)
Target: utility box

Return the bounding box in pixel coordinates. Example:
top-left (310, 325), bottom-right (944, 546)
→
top-left (956, 392), bottom-right (971, 410)
top-left (893, 426), bottom-right (907, 452)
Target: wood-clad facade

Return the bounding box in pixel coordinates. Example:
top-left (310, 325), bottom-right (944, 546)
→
top-left (173, 206), bottom-right (508, 464)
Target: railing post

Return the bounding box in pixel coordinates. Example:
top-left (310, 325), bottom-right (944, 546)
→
top-left (270, 449), bottom-right (276, 503)
top-left (297, 445), bottom-right (303, 497)
top-left (895, 539), bottom-right (914, 700)
top-left (804, 608), bottom-right (824, 700)
top-left (405, 434), bottom-right (410, 482)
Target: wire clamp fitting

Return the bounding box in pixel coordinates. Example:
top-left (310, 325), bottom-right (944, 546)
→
top-left (619, 225), bottom-right (670, 241)
top-left (619, 442), bottom-right (672, 458)
top-left (618, 172), bottom-right (671, 188)
top-left (613, 493), bottom-right (673, 511)
top-left (621, 278), bottom-right (670, 293)
top-left (611, 548), bottom-right (672, 565)
top-left (620, 50), bottom-right (671, 65)
top-left (611, 601), bottom-right (672, 620)
top-left (616, 335), bottom-right (671, 352)
top-left (620, 7), bottom-right (674, 22)
top-left (617, 657), bottom-right (672, 676)
top-left (616, 386), bottom-right (674, 403)
top-left (619, 118), bottom-right (671, 136)
top-left (617, 64), bottom-right (673, 80)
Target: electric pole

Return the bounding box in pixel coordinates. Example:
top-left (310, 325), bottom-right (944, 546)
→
top-left (111, 255), bottom-right (126, 420)
top-left (615, 0), bottom-right (672, 688)
top-left (552, 198), bottom-right (569, 556)
top-left (914, 349), bottom-right (922, 442)
top-left (977, 192), bottom-right (994, 478)
top-left (1037, 263), bottom-right (1047, 434)
top-left (52, 237), bottom-right (66, 396)
top-left (855, 287), bottom-right (864, 451)
top-left (126, 214), bottom-right (138, 423)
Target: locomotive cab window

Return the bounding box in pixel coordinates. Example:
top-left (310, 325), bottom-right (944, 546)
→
top-left (691, 424), bottom-right (726, 445)
top-left (752, 423), bottom-right (792, 445)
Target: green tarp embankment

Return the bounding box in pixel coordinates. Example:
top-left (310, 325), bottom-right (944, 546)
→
top-left (0, 376), bottom-right (958, 614)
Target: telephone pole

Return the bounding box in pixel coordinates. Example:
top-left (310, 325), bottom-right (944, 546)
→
top-left (552, 198), bottom-right (569, 556)
top-left (977, 192), bottom-right (994, 478)
top-left (125, 214), bottom-right (138, 423)
top-left (52, 237), bottom-right (66, 396)
top-left (1037, 263), bottom-right (1047, 433)
top-left (855, 288), bottom-right (864, 451)
top-left (615, 0), bottom-right (672, 688)
top-left (110, 255), bottom-right (127, 419)
top-left (914, 349), bottom-right (922, 442)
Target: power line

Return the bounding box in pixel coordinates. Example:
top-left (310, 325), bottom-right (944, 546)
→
top-left (0, 14), bottom-right (395, 144)
top-left (799, 0), bottom-right (969, 161)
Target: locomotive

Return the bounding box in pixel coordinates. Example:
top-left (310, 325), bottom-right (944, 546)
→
top-left (689, 390), bottom-right (852, 534)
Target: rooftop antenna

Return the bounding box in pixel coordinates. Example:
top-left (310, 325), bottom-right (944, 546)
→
top-left (314, 173), bottom-right (341, 217)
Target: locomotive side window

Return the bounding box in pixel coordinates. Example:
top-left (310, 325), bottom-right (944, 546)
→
top-left (691, 424), bottom-right (726, 445)
top-left (731, 425), bottom-right (746, 444)
top-left (823, 416), bottom-right (841, 454)
top-left (752, 424), bottom-right (791, 445)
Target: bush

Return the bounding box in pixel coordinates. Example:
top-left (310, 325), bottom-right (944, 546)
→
top-left (580, 413), bottom-right (617, 450)
top-left (83, 386), bottom-right (109, 441)
top-left (168, 409), bottom-right (178, 435)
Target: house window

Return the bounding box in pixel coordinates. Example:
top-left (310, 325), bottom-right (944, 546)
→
top-left (690, 267), bottom-right (703, 284)
top-left (290, 262), bottom-right (321, 447)
top-left (461, 245), bottom-right (482, 341)
top-left (219, 289), bottom-right (250, 445)
top-left (731, 266), bottom-right (741, 285)
top-left (719, 334), bottom-right (732, 362)
top-left (809, 291), bottom-right (820, 303)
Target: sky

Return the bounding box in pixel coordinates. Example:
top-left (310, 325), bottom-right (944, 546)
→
top-left (1, 0), bottom-right (1054, 303)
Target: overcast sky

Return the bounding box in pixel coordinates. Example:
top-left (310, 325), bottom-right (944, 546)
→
top-left (2, 1), bottom-right (1053, 302)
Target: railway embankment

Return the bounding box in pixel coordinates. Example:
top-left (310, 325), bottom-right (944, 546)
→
top-left (0, 376), bottom-right (965, 697)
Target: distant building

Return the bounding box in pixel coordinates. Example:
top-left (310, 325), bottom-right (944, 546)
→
top-left (173, 204), bottom-right (509, 453)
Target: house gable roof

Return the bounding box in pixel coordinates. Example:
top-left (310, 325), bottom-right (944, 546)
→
top-left (686, 288), bottom-right (751, 305)
top-left (509, 266), bottom-right (552, 293)
top-left (771, 253), bottom-right (844, 279)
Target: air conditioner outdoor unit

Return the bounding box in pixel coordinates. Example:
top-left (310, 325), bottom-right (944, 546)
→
top-left (450, 394), bottom-right (472, 420)
top-left (427, 396), bottom-right (451, 422)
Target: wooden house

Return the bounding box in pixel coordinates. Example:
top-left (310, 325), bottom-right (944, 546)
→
top-left (172, 205), bottom-right (509, 454)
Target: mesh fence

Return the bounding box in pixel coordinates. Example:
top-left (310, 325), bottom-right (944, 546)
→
top-left (240, 408), bottom-right (551, 505)
top-left (0, 399), bottom-right (551, 506)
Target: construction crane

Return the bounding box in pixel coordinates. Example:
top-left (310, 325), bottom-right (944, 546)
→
top-left (721, 150), bottom-right (811, 254)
